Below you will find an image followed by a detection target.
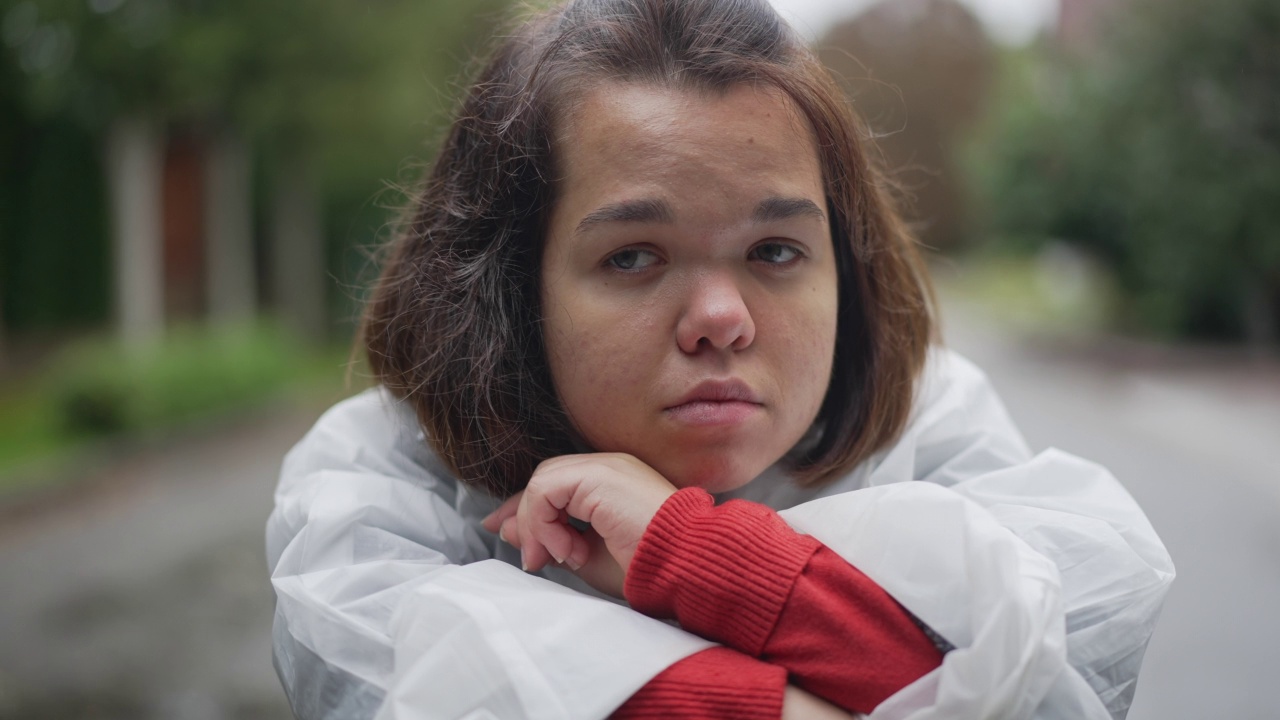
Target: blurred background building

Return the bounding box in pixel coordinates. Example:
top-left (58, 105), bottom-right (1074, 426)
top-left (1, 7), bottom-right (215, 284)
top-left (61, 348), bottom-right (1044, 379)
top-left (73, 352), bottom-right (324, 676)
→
top-left (0, 0), bottom-right (1276, 718)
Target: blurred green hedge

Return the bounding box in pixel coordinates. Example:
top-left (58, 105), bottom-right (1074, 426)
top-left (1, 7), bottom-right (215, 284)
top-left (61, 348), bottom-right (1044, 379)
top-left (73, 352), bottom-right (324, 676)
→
top-left (0, 323), bottom-right (355, 486)
top-left (52, 324), bottom-right (301, 437)
top-left (970, 0), bottom-right (1280, 343)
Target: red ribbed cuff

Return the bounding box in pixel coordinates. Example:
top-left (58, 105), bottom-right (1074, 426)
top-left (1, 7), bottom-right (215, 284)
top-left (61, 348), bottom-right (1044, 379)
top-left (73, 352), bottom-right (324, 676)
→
top-left (611, 647), bottom-right (786, 720)
top-left (625, 488), bottom-right (821, 656)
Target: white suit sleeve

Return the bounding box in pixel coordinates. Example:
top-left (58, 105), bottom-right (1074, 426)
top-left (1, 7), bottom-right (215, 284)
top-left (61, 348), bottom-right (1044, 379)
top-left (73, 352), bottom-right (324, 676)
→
top-left (779, 350), bottom-right (1175, 720)
top-left (265, 389), bottom-right (712, 720)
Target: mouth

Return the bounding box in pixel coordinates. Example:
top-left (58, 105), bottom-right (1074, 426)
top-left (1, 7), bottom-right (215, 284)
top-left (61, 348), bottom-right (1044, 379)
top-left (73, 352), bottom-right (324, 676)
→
top-left (664, 379), bottom-right (763, 427)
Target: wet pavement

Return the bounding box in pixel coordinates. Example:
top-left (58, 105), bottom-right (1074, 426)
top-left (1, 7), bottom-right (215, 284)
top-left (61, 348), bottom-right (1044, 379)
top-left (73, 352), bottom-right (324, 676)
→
top-left (942, 301), bottom-right (1280, 720)
top-left (0, 304), bottom-right (1275, 719)
top-left (0, 405), bottom-right (314, 720)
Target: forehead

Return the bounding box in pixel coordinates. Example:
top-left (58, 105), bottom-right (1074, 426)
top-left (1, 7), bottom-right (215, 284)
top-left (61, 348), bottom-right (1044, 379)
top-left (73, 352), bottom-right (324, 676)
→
top-left (552, 82), bottom-right (826, 216)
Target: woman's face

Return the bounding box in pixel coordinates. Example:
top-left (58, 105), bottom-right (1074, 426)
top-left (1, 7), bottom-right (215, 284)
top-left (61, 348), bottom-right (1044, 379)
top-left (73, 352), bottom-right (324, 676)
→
top-left (541, 82), bottom-right (838, 493)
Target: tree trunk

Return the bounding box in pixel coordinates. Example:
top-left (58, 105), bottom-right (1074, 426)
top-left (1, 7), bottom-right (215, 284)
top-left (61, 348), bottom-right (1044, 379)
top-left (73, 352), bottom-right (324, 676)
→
top-left (107, 116), bottom-right (165, 348)
top-left (270, 158), bottom-right (326, 343)
top-left (204, 128), bottom-right (256, 326)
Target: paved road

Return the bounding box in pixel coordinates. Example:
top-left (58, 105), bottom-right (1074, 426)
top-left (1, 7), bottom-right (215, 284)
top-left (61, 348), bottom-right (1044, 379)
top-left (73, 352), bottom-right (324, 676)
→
top-left (0, 405), bottom-right (314, 720)
top-left (0, 306), bottom-right (1275, 718)
top-left (942, 301), bottom-right (1280, 719)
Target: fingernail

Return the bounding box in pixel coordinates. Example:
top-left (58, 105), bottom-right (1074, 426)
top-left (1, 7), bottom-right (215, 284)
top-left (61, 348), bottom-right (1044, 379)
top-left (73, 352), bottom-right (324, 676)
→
top-left (566, 557), bottom-right (582, 571)
top-left (550, 550), bottom-right (566, 565)
top-left (521, 549), bottom-right (529, 572)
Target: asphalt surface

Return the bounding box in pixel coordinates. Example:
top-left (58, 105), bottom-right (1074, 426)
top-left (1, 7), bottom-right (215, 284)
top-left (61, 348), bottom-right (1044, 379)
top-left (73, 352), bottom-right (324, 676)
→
top-left (0, 304), bottom-right (1275, 719)
top-left (942, 301), bottom-right (1280, 720)
top-left (0, 405), bottom-right (312, 720)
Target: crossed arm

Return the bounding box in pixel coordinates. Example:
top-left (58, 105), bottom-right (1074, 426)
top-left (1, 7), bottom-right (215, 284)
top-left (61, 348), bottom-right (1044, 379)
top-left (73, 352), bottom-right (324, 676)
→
top-left (484, 453), bottom-right (943, 718)
top-left (268, 351), bottom-right (1173, 719)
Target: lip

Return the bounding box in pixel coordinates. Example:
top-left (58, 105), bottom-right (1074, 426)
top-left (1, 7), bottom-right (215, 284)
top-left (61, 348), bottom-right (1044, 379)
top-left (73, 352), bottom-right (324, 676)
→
top-left (667, 379), bottom-right (763, 408)
top-left (664, 379), bottom-right (763, 427)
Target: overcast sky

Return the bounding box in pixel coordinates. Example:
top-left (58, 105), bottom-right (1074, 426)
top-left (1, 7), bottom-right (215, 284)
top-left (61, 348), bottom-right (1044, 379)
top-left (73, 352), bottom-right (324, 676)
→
top-left (767, 0), bottom-right (1060, 45)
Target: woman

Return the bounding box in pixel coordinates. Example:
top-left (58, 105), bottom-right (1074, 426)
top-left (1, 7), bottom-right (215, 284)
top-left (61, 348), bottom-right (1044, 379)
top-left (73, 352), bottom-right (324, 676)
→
top-left (266, 1), bottom-right (1174, 718)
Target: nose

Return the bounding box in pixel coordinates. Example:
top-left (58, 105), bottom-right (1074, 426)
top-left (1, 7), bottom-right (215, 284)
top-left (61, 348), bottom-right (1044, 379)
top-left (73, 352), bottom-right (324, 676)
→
top-left (675, 272), bottom-right (756, 354)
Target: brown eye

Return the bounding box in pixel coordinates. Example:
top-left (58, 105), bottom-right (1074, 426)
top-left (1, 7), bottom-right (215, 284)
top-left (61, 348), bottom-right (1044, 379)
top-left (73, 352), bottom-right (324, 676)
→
top-left (749, 242), bottom-right (801, 264)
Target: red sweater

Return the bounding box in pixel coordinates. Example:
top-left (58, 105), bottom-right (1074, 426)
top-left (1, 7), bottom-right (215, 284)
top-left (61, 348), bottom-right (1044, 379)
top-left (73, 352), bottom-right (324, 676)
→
top-left (613, 488), bottom-right (944, 719)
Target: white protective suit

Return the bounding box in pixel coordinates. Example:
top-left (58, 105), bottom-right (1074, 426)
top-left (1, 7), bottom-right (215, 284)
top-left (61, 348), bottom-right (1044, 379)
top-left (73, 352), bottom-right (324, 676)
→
top-left (266, 348), bottom-right (1174, 720)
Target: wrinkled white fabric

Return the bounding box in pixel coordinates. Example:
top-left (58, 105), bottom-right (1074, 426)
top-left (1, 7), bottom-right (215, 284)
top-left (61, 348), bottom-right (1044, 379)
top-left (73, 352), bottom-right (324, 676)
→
top-left (266, 348), bottom-right (1174, 720)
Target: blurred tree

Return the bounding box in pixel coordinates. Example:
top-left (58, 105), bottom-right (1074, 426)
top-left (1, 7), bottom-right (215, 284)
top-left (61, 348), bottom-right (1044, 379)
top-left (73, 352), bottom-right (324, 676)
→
top-left (818, 0), bottom-right (995, 251)
top-left (0, 21), bottom-right (111, 345)
top-left (972, 0), bottom-right (1280, 343)
top-left (0, 0), bottom-right (506, 347)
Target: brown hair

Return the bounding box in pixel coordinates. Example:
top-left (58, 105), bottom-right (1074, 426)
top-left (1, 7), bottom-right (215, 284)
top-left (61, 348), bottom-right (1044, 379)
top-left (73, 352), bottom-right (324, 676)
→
top-left (361, 0), bottom-right (935, 498)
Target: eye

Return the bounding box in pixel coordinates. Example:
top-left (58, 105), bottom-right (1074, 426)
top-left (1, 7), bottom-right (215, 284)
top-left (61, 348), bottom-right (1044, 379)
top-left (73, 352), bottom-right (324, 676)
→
top-left (749, 242), bottom-right (802, 265)
top-left (605, 248), bottom-right (661, 272)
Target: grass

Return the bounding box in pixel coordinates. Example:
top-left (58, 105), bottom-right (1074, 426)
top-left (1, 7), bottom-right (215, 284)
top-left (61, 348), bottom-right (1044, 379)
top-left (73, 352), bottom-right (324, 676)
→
top-left (0, 382), bottom-right (67, 491)
top-left (932, 248), bottom-right (1120, 338)
top-left (0, 323), bottom-right (364, 497)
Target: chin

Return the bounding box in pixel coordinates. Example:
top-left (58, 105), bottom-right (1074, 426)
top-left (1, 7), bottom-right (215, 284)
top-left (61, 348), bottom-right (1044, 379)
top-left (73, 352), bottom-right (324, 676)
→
top-left (661, 454), bottom-right (766, 494)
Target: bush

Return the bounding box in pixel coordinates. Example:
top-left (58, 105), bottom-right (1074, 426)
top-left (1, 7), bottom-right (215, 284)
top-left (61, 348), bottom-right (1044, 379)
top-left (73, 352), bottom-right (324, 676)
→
top-left (971, 0), bottom-right (1280, 342)
top-left (52, 324), bottom-right (302, 438)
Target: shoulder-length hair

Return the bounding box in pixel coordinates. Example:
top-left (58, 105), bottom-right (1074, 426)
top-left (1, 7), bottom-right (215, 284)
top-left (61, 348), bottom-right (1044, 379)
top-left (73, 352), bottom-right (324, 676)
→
top-left (361, 0), bottom-right (935, 498)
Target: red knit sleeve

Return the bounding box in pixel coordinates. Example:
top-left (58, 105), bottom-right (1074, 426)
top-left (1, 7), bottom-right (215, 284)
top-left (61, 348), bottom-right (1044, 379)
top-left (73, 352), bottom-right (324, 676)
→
top-left (623, 487), bottom-right (944, 715)
top-left (612, 647), bottom-right (785, 720)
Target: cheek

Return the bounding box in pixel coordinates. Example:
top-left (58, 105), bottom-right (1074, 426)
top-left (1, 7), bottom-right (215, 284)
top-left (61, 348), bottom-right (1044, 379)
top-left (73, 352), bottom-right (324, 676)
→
top-left (542, 288), bottom-right (661, 430)
top-left (777, 283), bottom-right (839, 415)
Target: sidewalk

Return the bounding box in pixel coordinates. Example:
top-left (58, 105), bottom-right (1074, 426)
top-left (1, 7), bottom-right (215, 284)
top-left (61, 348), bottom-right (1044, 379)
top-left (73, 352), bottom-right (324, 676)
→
top-left (0, 401), bottom-right (325, 719)
top-left (941, 295), bottom-right (1280, 509)
top-left (940, 294), bottom-right (1280, 720)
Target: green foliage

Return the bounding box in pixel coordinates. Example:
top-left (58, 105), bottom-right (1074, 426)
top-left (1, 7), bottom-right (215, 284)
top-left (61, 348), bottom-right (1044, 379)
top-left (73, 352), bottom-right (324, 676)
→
top-left (0, 0), bottom-right (504, 140)
top-left (970, 0), bottom-right (1280, 341)
top-left (0, 322), bottom-right (360, 487)
top-left (51, 324), bottom-right (301, 437)
top-left (0, 378), bottom-right (64, 481)
top-left (0, 0), bottom-right (507, 190)
top-left (0, 0), bottom-right (508, 335)
top-left (0, 113), bottom-right (109, 333)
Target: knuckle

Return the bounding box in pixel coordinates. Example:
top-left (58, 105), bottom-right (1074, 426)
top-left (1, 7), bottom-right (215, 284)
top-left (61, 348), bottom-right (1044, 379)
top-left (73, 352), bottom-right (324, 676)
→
top-left (524, 474), bottom-right (549, 497)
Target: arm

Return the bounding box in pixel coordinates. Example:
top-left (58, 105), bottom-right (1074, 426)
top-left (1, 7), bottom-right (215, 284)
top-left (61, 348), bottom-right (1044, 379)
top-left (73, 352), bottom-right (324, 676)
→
top-left (612, 648), bottom-right (856, 720)
top-left (492, 463), bottom-right (943, 717)
top-left (265, 389), bottom-right (714, 720)
top-left (623, 489), bottom-right (943, 716)
top-left (773, 349), bottom-right (1175, 719)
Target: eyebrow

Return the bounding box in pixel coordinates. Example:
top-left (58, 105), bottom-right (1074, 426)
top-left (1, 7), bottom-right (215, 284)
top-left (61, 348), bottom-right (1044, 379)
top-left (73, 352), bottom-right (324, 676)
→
top-left (575, 198), bottom-right (675, 234)
top-left (574, 195), bottom-right (826, 235)
top-left (752, 197), bottom-right (826, 224)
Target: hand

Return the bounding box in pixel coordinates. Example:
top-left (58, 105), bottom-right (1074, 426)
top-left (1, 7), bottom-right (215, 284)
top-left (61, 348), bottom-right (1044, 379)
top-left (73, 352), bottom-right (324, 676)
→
top-left (481, 453), bottom-right (677, 592)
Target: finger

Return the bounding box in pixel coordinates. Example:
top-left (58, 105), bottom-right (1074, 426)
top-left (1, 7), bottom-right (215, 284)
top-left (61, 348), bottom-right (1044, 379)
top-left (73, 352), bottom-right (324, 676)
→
top-left (482, 491), bottom-right (524, 533)
top-left (515, 490), bottom-right (549, 571)
top-left (520, 533), bottom-right (553, 572)
top-left (533, 453), bottom-right (599, 472)
top-left (516, 501), bottom-right (564, 572)
top-left (498, 515), bottom-right (522, 549)
top-left (563, 522), bottom-right (592, 571)
top-left (547, 507), bottom-right (590, 571)
top-left (563, 527), bottom-right (591, 571)
top-left (520, 473), bottom-right (590, 567)
top-left (564, 528), bottom-right (624, 598)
